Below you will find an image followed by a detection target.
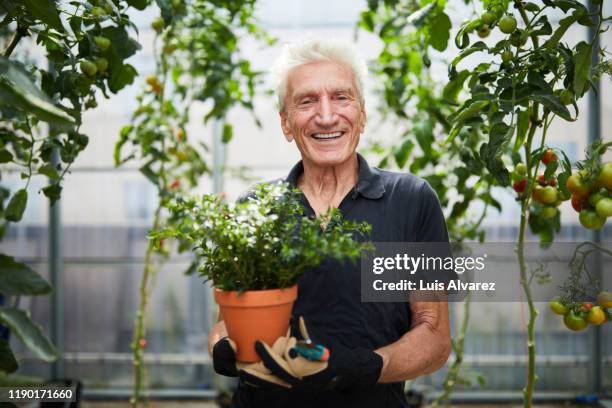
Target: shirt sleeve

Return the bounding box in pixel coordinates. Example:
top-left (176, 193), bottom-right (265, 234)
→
top-left (416, 181), bottom-right (450, 243)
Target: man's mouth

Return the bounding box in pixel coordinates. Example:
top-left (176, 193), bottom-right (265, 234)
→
top-left (311, 131), bottom-right (344, 140)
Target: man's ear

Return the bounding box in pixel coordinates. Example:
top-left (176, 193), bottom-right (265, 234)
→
top-left (360, 103), bottom-right (367, 133)
top-left (280, 111), bottom-right (294, 142)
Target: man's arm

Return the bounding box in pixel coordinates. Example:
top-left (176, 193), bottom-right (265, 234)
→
top-left (374, 291), bottom-right (451, 383)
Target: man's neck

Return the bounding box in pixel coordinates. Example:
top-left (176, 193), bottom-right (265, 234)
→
top-left (297, 154), bottom-right (359, 215)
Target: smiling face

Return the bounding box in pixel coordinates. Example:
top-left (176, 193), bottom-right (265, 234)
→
top-left (280, 61), bottom-right (366, 168)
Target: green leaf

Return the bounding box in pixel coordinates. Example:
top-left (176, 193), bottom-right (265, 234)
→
top-left (0, 149), bottom-right (13, 163)
top-left (513, 109), bottom-right (530, 152)
top-left (443, 70), bottom-right (470, 102)
top-left (393, 139), bottom-right (414, 168)
top-left (37, 164), bottom-right (60, 180)
top-left (222, 123), bottom-right (233, 143)
top-left (451, 41), bottom-right (487, 67)
top-left (139, 164), bottom-right (159, 187)
top-left (0, 254), bottom-right (52, 296)
top-left (0, 308), bottom-right (59, 362)
top-left (126, 0), bottom-right (149, 10)
top-left (405, 2), bottom-right (436, 27)
top-left (101, 26), bottom-right (141, 60)
top-left (430, 12), bottom-right (451, 52)
top-left (573, 41), bottom-right (592, 96)
top-left (0, 338), bottom-right (18, 374)
top-left (0, 57), bottom-right (75, 127)
top-left (530, 91), bottom-right (572, 121)
top-left (450, 100), bottom-right (489, 123)
top-left (545, 12), bottom-right (580, 48)
top-left (22, 0), bottom-right (63, 32)
top-left (41, 184), bottom-right (62, 204)
top-left (5, 189), bottom-right (27, 222)
top-left (108, 64), bottom-right (138, 94)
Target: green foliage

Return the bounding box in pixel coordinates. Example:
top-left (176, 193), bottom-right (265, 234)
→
top-left (359, 0), bottom-right (496, 243)
top-left (0, 254), bottom-right (53, 295)
top-left (1, 0), bottom-right (153, 380)
top-left (0, 308), bottom-right (59, 362)
top-left (446, 0), bottom-right (610, 242)
top-left (156, 182), bottom-right (372, 291)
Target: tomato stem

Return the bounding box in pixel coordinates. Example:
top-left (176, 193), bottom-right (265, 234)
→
top-left (131, 204), bottom-right (162, 408)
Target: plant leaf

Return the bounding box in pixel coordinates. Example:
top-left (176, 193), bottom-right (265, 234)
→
top-left (22, 0), bottom-right (63, 32)
top-left (0, 308), bottom-right (59, 362)
top-left (0, 254), bottom-right (53, 296)
top-left (530, 90), bottom-right (572, 121)
top-left (573, 41), bottom-right (592, 96)
top-left (0, 338), bottom-right (18, 374)
top-left (5, 189), bottom-right (27, 222)
top-left (406, 2), bottom-right (436, 27)
top-left (430, 12), bottom-right (451, 52)
top-left (0, 57), bottom-right (75, 127)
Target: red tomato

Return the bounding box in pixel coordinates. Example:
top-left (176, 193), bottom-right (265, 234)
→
top-left (513, 179), bottom-right (527, 193)
top-left (541, 149), bottom-right (558, 166)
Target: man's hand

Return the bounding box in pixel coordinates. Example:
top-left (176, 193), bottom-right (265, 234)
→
top-left (255, 317), bottom-right (383, 392)
top-left (212, 336), bottom-right (292, 389)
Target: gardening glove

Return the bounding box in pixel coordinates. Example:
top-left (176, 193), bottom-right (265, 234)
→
top-left (254, 317), bottom-right (383, 392)
top-left (212, 335), bottom-right (292, 389)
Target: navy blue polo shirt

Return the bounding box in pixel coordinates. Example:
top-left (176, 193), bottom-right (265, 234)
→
top-left (232, 153), bottom-right (449, 408)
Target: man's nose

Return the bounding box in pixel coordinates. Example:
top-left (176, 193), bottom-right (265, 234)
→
top-left (315, 97), bottom-right (338, 127)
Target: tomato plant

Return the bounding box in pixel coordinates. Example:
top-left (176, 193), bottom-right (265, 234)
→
top-left (1, 0), bottom-right (149, 383)
top-left (364, 0), bottom-right (611, 405)
top-left (113, 1), bottom-right (272, 404)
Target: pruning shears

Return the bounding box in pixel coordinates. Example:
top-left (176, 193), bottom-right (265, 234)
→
top-left (289, 340), bottom-right (330, 362)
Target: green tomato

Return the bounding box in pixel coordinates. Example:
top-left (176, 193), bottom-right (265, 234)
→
top-left (95, 57), bottom-right (108, 73)
top-left (510, 29), bottom-right (528, 47)
top-left (477, 25), bottom-right (491, 38)
top-left (559, 89), bottom-right (574, 105)
top-left (91, 6), bottom-right (106, 18)
top-left (151, 17), bottom-right (164, 33)
top-left (80, 60), bottom-right (98, 77)
top-left (515, 163), bottom-right (527, 176)
top-left (579, 209), bottom-right (606, 230)
top-left (564, 309), bottom-right (588, 331)
top-left (501, 50), bottom-right (513, 63)
top-left (596, 162), bottom-right (612, 190)
top-left (94, 36), bottom-right (110, 51)
top-left (539, 186), bottom-right (558, 205)
top-left (499, 15), bottom-right (517, 34)
top-left (541, 206), bottom-right (558, 219)
top-left (481, 11), bottom-right (496, 25)
top-left (549, 299), bottom-right (568, 315)
top-left (588, 189), bottom-right (608, 207)
top-left (566, 174), bottom-right (591, 198)
top-left (595, 197), bottom-right (612, 218)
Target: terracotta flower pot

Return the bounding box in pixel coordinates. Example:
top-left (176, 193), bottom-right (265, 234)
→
top-left (214, 285), bottom-right (298, 363)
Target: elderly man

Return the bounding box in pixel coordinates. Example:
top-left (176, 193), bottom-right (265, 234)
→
top-left (208, 38), bottom-right (451, 407)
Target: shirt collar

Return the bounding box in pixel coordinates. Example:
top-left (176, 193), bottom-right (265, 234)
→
top-left (284, 153), bottom-right (385, 200)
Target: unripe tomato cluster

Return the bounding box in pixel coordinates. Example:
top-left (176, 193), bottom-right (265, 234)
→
top-left (550, 291), bottom-right (612, 331)
top-left (477, 9), bottom-right (517, 40)
top-left (567, 162), bottom-right (612, 230)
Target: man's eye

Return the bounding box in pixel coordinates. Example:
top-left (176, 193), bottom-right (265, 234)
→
top-left (337, 95), bottom-right (349, 101)
top-left (300, 99), bottom-right (314, 105)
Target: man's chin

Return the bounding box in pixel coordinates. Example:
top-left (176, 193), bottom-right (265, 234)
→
top-left (304, 151), bottom-right (356, 168)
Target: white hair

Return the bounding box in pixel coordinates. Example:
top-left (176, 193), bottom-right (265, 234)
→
top-left (270, 37), bottom-right (368, 112)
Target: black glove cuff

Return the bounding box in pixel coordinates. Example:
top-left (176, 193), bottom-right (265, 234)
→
top-left (212, 337), bottom-right (238, 377)
top-left (332, 347), bottom-right (383, 391)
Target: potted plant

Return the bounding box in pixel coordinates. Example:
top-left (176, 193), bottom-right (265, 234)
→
top-left (156, 182), bottom-right (371, 362)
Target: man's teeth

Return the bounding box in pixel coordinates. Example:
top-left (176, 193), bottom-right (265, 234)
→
top-left (312, 132), bottom-right (343, 139)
